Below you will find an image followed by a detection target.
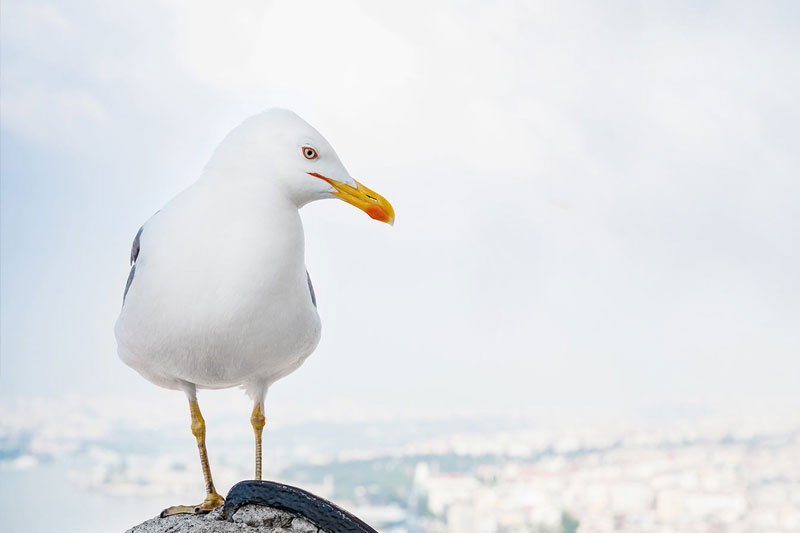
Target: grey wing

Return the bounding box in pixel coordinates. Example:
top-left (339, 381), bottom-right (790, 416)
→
top-left (130, 226), bottom-right (143, 265)
top-left (123, 226), bottom-right (144, 304)
top-left (306, 271), bottom-right (317, 308)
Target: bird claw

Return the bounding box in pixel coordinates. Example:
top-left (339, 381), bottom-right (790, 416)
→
top-left (160, 493), bottom-right (224, 517)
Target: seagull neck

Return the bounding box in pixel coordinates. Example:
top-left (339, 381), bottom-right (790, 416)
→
top-left (198, 168), bottom-right (298, 212)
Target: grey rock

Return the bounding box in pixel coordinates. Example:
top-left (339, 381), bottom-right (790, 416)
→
top-left (126, 505), bottom-right (325, 533)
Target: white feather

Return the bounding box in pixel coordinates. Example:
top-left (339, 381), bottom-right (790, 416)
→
top-left (114, 109), bottom-right (350, 403)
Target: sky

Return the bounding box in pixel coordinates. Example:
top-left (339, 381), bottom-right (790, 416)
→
top-left (1, 0), bottom-right (799, 423)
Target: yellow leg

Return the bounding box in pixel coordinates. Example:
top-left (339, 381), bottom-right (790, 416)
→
top-left (251, 402), bottom-right (266, 480)
top-left (161, 399), bottom-right (225, 517)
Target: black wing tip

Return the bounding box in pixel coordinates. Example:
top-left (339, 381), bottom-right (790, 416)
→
top-left (130, 226), bottom-right (144, 265)
top-left (124, 225), bottom-right (144, 305)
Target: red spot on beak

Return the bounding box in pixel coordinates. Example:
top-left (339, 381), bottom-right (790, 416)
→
top-left (366, 205), bottom-right (389, 222)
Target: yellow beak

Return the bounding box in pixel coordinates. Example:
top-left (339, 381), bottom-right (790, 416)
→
top-left (308, 172), bottom-right (395, 225)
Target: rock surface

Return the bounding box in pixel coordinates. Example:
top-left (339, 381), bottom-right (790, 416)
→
top-left (126, 505), bottom-right (328, 533)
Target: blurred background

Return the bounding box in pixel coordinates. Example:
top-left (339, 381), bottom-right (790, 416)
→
top-left (1, 1), bottom-right (799, 532)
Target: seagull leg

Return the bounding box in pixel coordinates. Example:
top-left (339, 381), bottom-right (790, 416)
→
top-left (251, 401), bottom-right (266, 480)
top-left (161, 397), bottom-right (225, 517)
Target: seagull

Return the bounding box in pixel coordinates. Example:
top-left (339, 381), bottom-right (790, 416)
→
top-left (114, 109), bottom-right (394, 517)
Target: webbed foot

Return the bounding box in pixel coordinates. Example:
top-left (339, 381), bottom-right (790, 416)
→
top-left (160, 492), bottom-right (224, 517)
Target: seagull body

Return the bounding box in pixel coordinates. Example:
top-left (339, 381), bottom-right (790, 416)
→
top-left (116, 170), bottom-right (320, 399)
top-left (114, 109), bottom-right (394, 515)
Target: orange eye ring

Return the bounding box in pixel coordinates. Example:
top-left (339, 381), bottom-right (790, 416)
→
top-left (302, 146), bottom-right (318, 160)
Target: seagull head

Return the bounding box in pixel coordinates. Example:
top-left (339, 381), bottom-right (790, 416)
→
top-left (206, 109), bottom-right (395, 225)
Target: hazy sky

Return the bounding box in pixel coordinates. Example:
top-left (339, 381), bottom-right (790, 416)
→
top-left (2, 1), bottom-right (799, 421)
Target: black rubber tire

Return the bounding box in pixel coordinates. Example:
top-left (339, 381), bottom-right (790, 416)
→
top-left (221, 480), bottom-right (378, 533)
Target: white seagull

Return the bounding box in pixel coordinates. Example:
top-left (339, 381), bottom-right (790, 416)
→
top-left (114, 109), bottom-right (394, 516)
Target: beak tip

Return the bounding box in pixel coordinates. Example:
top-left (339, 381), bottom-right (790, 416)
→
top-left (366, 205), bottom-right (394, 225)
top-left (314, 172), bottom-right (395, 227)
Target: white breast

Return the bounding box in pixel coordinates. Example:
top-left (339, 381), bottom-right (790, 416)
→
top-left (115, 178), bottom-right (321, 394)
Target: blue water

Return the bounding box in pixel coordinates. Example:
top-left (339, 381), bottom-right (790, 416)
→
top-left (1, 461), bottom-right (167, 533)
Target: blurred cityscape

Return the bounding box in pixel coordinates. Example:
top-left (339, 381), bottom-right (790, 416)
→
top-left (1, 396), bottom-right (799, 533)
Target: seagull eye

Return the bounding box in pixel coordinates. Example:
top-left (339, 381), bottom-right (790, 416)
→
top-left (302, 146), bottom-right (318, 160)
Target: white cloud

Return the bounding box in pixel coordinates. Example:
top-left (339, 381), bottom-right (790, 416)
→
top-left (1, 1), bottom-right (799, 419)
